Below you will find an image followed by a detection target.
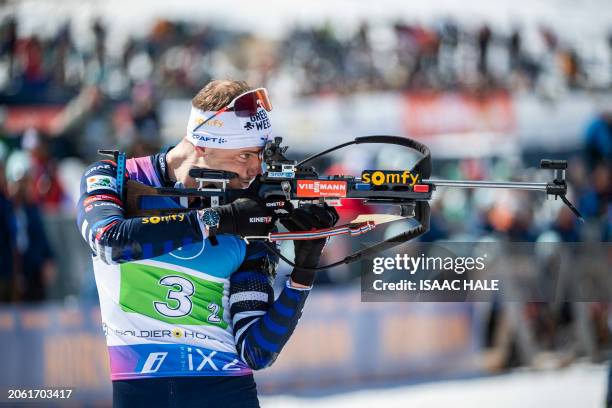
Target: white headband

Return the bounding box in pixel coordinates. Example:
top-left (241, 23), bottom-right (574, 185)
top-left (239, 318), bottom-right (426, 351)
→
top-left (186, 106), bottom-right (273, 149)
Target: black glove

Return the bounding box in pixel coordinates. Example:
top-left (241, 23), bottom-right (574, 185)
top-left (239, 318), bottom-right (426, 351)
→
top-left (280, 204), bottom-right (339, 286)
top-left (214, 198), bottom-right (277, 237)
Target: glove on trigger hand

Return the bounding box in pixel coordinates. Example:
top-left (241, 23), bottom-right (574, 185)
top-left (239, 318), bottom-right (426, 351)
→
top-left (211, 198), bottom-right (277, 237)
top-left (280, 204), bottom-right (339, 286)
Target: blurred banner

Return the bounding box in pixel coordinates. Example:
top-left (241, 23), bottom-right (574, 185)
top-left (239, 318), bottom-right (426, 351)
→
top-left (0, 292), bottom-right (481, 402)
top-left (3, 106), bottom-right (64, 134)
top-left (403, 91), bottom-right (516, 137)
top-left (0, 303), bottom-right (111, 403)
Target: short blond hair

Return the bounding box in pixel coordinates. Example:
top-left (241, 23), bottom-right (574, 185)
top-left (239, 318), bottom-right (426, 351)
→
top-left (191, 79), bottom-right (251, 111)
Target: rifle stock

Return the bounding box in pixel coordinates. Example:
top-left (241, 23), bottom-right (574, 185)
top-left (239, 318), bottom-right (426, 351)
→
top-left (125, 180), bottom-right (176, 218)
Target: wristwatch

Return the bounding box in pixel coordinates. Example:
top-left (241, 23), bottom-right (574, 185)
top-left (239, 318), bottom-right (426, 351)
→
top-left (201, 208), bottom-right (221, 246)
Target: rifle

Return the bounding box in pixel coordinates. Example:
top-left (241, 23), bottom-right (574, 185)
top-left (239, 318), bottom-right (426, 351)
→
top-left (108, 135), bottom-right (582, 270)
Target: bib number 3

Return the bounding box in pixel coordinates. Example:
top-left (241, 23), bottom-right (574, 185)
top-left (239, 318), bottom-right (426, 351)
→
top-left (154, 276), bottom-right (194, 318)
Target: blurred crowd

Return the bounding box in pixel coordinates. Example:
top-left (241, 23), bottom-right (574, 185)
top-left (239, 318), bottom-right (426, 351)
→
top-left (1, 16), bottom-right (611, 103)
top-left (281, 20), bottom-right (611, 95)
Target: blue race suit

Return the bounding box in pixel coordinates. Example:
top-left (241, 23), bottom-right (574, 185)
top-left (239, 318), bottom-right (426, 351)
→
top-left (76, 148), bottom-right (309, 389)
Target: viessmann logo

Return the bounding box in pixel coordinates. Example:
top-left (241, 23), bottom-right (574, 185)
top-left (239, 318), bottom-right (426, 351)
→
top-left (296, 180), bottom-right (347, 197)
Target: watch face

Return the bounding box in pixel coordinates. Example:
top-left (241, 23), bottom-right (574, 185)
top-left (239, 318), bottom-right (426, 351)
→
top-left (203, 209), bottom-right (220, 226)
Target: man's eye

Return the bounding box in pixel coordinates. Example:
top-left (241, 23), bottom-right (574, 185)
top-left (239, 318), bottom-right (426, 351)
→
top-left (239, 154), bottom-right (250, 160)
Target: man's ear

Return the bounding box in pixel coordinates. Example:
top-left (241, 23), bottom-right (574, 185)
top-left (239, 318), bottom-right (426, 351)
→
top-left (195, 146), bottom-right (207, 156)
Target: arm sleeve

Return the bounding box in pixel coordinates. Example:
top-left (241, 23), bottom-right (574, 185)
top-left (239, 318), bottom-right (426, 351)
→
top-left (76, 160), bottom-right (206, 264)
top-left (229, 241), bottom-right (310, 370)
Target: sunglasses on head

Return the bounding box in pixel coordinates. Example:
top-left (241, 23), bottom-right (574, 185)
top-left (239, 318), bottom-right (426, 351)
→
top-left (193, 88), bottom-right (273, 132)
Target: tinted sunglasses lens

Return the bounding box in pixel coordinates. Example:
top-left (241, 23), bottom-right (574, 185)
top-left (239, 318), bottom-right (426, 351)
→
top-left (254, 89), bottom-right (272, 111)
top-left (233, 89), bottom-right (272, 117)
top-left (233, 93), bottom-right (257, 117)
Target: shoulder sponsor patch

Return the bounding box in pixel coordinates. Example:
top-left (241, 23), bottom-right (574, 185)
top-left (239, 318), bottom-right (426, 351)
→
top-left (87, 175), bottom-right (117, 193)
top-left (83, 194), bottom-right (123, 207)
top-left (84, 163), bottom-right (112, 177)
top-left (92, 202), bottom-right (124, 211)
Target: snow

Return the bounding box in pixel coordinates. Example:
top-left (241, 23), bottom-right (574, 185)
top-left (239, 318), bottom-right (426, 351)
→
top-left (260, 363), bottom-right (608, 408)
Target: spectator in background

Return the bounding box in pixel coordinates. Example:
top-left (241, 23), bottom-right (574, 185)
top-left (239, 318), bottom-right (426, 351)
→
top-left (604, 205), bottom-right (612, 241)
top-left (477, 24), bottom-right (492, 78)
top-left (582, 110), bottom-right (612, 240)
top-left (437, 19), bottom-right (460, 86)
top-left (128, 82), bottom-right (162, 153)
top-left (110, 82), bottom-right (163, 157)
top-left (550, 206), bottom-right (581, 242)
top-left (607, 363), bottom-right (612, 408)
top-left (421, 200), bottom-right (450, 242)
top-left (558, 47), bottom-right (581, 89)
top-left (16, 35), bottom-right (48, 97)
top-left (0, 143), bottom-right (17, 302)
top-left (540, 25), bottom-right (558, 53)
top-left (5, 150), bottom-right (56, 301)
top-left (345, 22), bottom-right (377, 91)
top-left (578, 164), bottom-right (611, 219)
top-left (92, 19), bottom-right (107, 70)
top-left (584, 110), bottom-right (612, 169)
top-left (508, 27), bottom-right (522, 72)
top-left (51, 85), bottom-right (116, 161)
top-left (21, 127), bottom-right (66, 212)
top-left (0, 16), bottom-right (18, 84)
top-left (50, 23), bottom-right (72, 89)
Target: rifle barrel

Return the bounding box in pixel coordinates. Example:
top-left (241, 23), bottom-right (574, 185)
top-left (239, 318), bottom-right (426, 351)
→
top-left (425, 179), bottom-right (548, 192)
